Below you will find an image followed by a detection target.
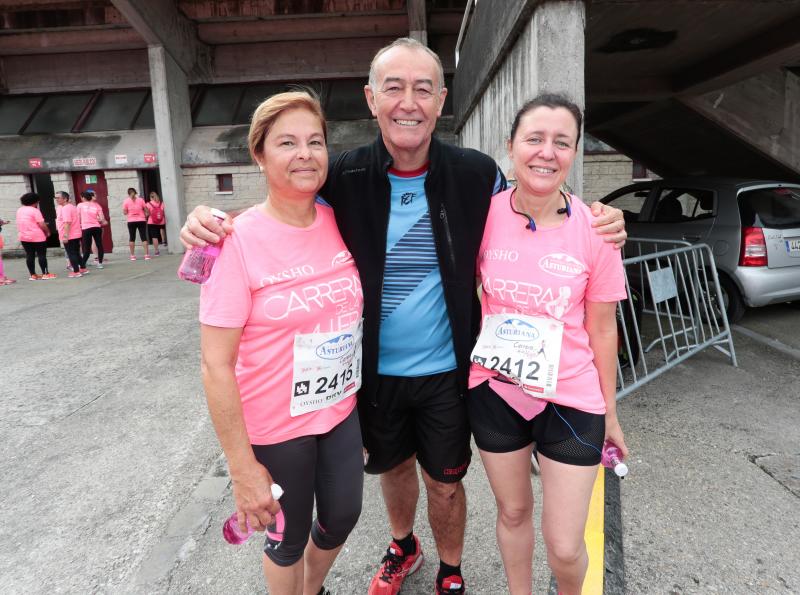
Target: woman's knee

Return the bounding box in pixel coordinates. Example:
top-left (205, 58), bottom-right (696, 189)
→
top-left (544, 536), bottom-right (585, 567)
top-left (264, 534), bottom-right (309, 567)
top-left (496, 499), bottom-right (533, 529)
top-left (312, 498), bottom-right (362, 550)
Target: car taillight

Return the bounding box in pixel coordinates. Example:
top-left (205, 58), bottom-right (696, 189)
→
top-left (739, 227), bottom-right (768, 266)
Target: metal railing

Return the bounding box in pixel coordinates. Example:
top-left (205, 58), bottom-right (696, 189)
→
top-left (615, 238), bottom-right (737, 400)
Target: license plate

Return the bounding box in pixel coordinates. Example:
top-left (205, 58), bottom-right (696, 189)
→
top-left (787, 238), bottom-right (800, 255)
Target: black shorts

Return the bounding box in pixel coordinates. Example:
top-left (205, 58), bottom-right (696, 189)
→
top-left (467, 381), bottom-right (605, 466)
top-left (127, 221), bottom-right (147, 242)
top-left (147, 224), bottom-right (164, 239)
top-left (359, 370), bottom-right (471, 482)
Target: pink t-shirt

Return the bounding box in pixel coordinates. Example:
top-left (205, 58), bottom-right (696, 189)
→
top-left (78, 201), bottom-right (104, 230)
top-left (200, 204), bottom-right (364, 445)
top-left (147, 201), bottom-right (165, 225)
top-left (57, 203), bottom-right (83, 241)
top-left (469, 189), bottom-right (627, 416)
top-left (16, 205), bottom-right (46, 243)
top-left (123, 196), bottom-right (147, 222)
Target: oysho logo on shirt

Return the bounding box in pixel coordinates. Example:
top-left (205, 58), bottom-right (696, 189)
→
top-left (331, 250), bottom-right (354, 267)
top-left (495, 318), bottom-right (539, 342)
top-left (315, 333), bottom-right (355, 359)
top-left (260, 265), bottom-right (315, 286)
top-left (483, 248), bottom-right (519, 262)
top-left (538, 253), bottom-right (585, 278)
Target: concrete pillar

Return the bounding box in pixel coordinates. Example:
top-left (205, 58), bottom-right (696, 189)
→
top-left (459, 1), bottom-right (586, 197)
top-left (148, 45), bottom-right (191, 254)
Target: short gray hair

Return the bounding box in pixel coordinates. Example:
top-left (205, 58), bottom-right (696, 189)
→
top-left (368, 37), bottom-right (445, 92)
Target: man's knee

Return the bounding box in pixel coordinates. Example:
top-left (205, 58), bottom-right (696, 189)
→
top-left (422, 473), bottom-right (462, 503)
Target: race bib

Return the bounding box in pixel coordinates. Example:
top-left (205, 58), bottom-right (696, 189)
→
top-left (290, 319), bottom-right (363, 417)
top-left (470, 314), bottom-right (563, 398)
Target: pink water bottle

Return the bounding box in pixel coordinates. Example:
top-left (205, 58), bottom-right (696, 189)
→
top-left (177, 208), bottom-right (227, 284)
top-left (222, 483), bottom-right (284, 545)
top-left (601, 441), bottom-right (629, 477)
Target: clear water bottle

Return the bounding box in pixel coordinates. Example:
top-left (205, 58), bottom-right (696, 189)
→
top-left (177, 208), bottom-right (227, 284)
top-left (601, 441), bottom-right (629, 477)
top-left (222, 483), bottom-right (284, 545)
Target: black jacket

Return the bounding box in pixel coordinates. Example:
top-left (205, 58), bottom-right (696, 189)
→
top-left (323, 134), bottom-right (505, 403)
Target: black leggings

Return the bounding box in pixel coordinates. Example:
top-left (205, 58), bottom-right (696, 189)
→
top-left (20, 241), bottom-right (48, 275)
top-left (250, 407), bottom-right (363, 567)
top-left (81, 227), bottom-right (104, 266)
top-left (63, 239), bottom-right (82, 273)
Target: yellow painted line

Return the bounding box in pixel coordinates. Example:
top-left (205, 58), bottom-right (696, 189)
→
top-left (582, 466), bottom-right (605, 594)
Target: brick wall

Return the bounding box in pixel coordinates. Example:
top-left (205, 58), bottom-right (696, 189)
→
top-left (183, 165), bottom-right (266, 215)
top-left (582, 154), bottom-right (637, 203)
top-left (0, 175), bottom-right (32, 250)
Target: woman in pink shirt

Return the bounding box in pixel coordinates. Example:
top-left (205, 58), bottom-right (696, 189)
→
top-left (200, 91), bottom-right (363, 595)
top-left (123, 187), bottom-right (150, 261)
top-left (16, 192), bottom-right (55, 280)
top-left (466, 94), bottom-right (629, 595)
top-left (56, 191), bottom-right (85, 278)
top-left (146, 191), bottom-right (166, 255)
top-left (77, 191), bottom-right (108, 269)
top-left (0, 218), bottom-right (16, 284)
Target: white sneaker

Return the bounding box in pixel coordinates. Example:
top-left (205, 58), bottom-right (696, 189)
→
top-left (96, 263), bottom-right (104, 269)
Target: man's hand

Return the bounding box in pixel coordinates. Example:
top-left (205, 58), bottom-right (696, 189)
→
top-left (590, 202), bottom-right (627, 248)
top-left (231, 462), bottom-right (282, 533)
top-left (180, 205), bottom-right (235, 249)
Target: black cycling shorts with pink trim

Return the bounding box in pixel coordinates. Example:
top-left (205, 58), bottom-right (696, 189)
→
top-left (250, 408), bottom-right (363, 567)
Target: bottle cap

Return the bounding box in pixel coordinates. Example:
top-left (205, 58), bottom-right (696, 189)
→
top-left (209, 208), bottom-right (227, 221)
top-left (270, 483), bottom-right (284, 500)
top-left (614, 462), bottom-right (629, 478)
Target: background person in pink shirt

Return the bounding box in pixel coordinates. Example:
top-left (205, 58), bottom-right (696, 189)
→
top-left (16, 192), bottom-right (54, 281)
top-left (122, 187), bottom-right (150, 261)
top-left (0, 218), bottom-right (16, 284)
top-left (200, 91), bottom-right (364, 595)
top-left (146, 191), bottom-right (166, 255)
top-left (466, 94), bottom-right (628, 595)
top-left (77, 190), bottom-right (107, 269)
top-left (56, 191), bottom-right (85, 278)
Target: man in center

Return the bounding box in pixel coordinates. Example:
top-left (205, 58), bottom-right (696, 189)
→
top-left (183, 38), bottom-right (626, 595)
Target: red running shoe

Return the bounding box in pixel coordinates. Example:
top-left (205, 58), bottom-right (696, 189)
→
top-left (368, 536), bottom-right (424, 595)
top-left (435, 575), bottom-right (465, 594)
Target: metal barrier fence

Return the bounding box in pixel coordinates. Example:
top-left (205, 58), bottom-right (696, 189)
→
top-left (615, 238), bottom-right (738, 400)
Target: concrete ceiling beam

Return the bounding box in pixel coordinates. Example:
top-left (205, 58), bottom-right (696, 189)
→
top-left (0, 26), bottom-right (144, 56)
top-left (197, 13), bottom-right (408, 44)
top-left (675, 14), bottom-right (800, 95)
top-left (110, 0), bottom-right (211, 80)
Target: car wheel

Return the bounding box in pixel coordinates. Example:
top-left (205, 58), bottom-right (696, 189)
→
top-left (709, 273), bottom-right (745, 324)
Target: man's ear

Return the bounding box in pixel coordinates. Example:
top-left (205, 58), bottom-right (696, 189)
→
top-left (364, 85), bottom-right (378, 118)
top-left (436, 87), bottom-right (448, 116)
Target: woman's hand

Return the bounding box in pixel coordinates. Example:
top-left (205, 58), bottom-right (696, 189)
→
top-left (181, 206), bottom-right (235, 249)
top-left (605, 415), bottom-right (629, 459)
top-left (231, 461), bottom-right (282, 533)
top-left (590, 202), bottom-right (627, 248)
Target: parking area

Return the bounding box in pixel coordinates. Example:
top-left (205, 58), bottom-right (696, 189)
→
top-left (0, 254), bottom-right (798, 594)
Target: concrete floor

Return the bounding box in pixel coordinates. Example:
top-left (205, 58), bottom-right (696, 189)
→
top-left (0, 253), bottom-right (797, 594)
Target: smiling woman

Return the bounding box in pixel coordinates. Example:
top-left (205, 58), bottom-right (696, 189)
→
top-left (199, 90), bottom-right (365, 595)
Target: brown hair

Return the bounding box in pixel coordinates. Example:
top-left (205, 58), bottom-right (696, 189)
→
top-left (510, 93), bottom-right (583, 146)
top-left (247, 90), bottom-right (327, 163)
